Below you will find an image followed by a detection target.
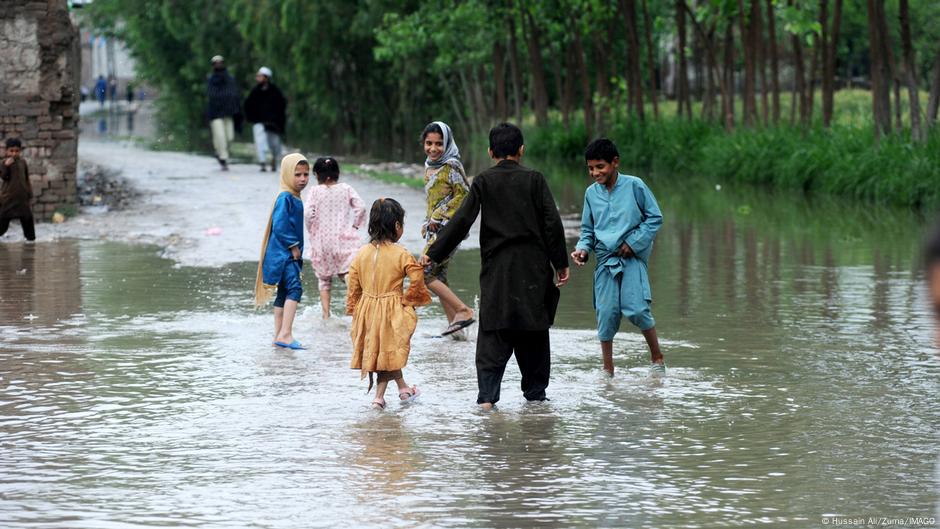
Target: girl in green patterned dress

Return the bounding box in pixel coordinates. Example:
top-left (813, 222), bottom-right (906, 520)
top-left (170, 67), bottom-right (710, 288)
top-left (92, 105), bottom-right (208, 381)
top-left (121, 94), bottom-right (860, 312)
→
top-left (421, 121), bottom-right (476, 337)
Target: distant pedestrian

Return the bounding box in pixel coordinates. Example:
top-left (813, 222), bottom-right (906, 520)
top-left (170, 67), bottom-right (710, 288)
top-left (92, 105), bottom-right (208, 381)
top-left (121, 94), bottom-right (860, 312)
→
top-left (206, 55), bottom-right (241, 171)
top-left (0, 138), bottom-right (35, 242)
top-left (126, 82), bottom-right (135, 105)
top-left (255, 154), bottom-right (310, 350)
top-left (303, 157), bottom-right (366, 319)
top-left (244, 66), bottom-right (287, 172)
top-left (94, 75), bottom-right (107, 107)
top-left (80, 85), bottom-right (89, 102)
top-left (346, 198), bottom-right (431, 409)
top-left (108, 76), bottom-right (117, 105)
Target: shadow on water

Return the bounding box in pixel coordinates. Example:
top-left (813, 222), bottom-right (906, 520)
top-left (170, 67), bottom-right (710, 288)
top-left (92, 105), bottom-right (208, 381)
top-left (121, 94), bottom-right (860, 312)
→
top-left (0, 155), bottom-right (938, 527)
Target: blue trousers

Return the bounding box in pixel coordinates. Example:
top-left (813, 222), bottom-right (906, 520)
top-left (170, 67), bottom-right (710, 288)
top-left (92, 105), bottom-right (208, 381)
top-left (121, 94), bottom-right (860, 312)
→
top-left (273, 259), bottom-right (303, 308)
top-left (594, 258), bottom-right (655, 340)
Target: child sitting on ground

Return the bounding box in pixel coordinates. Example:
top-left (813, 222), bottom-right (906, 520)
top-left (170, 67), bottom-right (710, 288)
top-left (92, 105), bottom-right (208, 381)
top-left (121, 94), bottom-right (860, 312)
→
top-left (303, 157), bottom-right (366, 319)
top-left (570, 138), bottom-right (665, 376)
top-left (255, 153), bottom-right (310, 350)
top-left (346, 198), bottom-right (431, 409)
top-left (0, 138), bottom-right (35, 241)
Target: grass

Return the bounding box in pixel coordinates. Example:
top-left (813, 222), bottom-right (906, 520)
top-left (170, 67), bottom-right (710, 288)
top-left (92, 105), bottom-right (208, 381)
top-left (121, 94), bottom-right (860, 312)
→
top-left (526, 90), bottom-right (940, 208)
top-left (352, 168), bottom-right (424, 189)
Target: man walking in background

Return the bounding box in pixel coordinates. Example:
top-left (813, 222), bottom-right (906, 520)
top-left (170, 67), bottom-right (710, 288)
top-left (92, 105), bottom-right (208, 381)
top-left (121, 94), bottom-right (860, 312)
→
top-left (244, 66), bottom-right (287, 172)
top-left (206, 55), bottom-right (241, 171)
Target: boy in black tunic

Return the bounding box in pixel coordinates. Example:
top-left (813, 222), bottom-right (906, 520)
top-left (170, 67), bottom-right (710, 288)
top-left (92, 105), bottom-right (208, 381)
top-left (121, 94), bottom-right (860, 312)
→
top-left (0, 138), bottom-right (35, 241)
top-left (423, 123), bottom-right (569, 410)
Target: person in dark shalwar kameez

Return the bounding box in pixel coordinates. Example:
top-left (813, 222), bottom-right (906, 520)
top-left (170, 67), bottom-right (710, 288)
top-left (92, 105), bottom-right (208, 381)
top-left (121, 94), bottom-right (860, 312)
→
top-left (423, 123), bottom-right (570, 410)
top-left (0, 138), bottom-right (35, 241)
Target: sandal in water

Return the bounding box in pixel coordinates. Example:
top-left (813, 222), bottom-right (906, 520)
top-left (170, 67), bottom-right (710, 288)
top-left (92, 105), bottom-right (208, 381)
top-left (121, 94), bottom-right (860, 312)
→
top-left (371, 397), bottom-right (386, 410)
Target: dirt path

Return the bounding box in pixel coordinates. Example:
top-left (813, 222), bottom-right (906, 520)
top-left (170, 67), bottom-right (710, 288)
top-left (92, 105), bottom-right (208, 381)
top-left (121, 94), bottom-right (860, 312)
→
top-left (32, 140), bottom-right (479, 267)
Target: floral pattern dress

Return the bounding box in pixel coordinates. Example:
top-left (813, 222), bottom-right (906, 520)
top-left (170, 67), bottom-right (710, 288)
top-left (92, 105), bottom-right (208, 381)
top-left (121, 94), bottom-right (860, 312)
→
top-left (304, 183), bottom-right (366, 286)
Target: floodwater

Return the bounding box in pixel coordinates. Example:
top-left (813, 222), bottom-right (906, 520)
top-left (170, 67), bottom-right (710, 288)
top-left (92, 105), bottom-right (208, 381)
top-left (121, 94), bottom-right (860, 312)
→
top-left (2, 151), bottom-right (939, 527)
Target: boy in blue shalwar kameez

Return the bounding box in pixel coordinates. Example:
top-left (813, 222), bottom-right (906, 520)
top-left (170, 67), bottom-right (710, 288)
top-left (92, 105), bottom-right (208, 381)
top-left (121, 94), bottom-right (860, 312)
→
top-left (255, 153), bottom-right (310, 350)
top-left (571, 139), bottom-right (665, 376)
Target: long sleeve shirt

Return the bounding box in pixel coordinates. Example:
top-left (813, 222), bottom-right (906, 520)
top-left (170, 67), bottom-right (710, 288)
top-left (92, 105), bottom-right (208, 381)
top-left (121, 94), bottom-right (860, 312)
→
top-left (575, 173), bottom-right (663, 267)
top-left (427, 159), bottom-right (568, 331)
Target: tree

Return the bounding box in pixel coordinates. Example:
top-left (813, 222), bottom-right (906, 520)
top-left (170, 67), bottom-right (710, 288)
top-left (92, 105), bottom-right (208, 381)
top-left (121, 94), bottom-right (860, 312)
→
top-left (866, 0), bottom-right (893, 138)
top-left (899, 0), bottom-right (923, 141)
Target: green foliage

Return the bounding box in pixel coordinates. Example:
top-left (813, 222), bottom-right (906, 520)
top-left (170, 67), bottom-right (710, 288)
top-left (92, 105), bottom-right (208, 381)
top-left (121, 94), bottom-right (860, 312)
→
top-left (527, 93), bottom-right (940, 208)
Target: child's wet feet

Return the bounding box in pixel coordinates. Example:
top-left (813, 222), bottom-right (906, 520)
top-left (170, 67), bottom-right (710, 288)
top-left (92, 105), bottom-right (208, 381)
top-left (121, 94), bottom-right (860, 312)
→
top-left (399, 385), bottom-right (420, 403)
top-left (649, 362), bottom-right (666, 377)
top-left (371, 397), bottom-right (386, 410)
top-left (478, 402), bottom-right (494, 412)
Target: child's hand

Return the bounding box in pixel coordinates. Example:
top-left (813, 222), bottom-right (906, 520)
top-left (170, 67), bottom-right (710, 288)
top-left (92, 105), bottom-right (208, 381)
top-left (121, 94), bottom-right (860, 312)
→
top-left (290, 246), bottom-right (301, 260)
top-left (571, 249), bottom-right (588, 266)
top-left (419, 254), bottom-right (433, 268)
top-left (555, 267), bottom-right (570, 287)
top-left (3, 157), bottom-right (13, 167)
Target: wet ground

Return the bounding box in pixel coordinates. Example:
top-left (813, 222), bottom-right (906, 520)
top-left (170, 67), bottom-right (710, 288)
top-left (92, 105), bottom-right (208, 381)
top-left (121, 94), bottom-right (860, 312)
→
top-left (1, 131), bottom-right (938, 527)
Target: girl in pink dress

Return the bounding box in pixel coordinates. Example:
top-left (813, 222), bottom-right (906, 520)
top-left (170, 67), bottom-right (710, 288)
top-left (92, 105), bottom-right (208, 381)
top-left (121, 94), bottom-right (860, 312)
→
top-left (304, 157), bottom-right (367, 319)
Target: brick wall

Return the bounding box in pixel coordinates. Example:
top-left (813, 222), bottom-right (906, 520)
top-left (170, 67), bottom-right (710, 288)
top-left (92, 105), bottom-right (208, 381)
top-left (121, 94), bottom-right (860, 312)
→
top-left (0, 0), bottom-right (80, 220)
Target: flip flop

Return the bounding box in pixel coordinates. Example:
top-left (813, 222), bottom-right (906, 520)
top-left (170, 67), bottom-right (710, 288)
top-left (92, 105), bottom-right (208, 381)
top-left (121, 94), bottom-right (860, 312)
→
top-left (273, 340), bottom-right (307, 350)
top-left (371, 397), bottom-right (386, 410)
top-left (441, 318), bottom-right (475, 337)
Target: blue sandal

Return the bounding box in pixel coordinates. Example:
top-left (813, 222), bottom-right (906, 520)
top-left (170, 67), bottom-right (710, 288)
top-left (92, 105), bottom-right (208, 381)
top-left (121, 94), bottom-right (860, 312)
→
top-left (274, 340), bottom-right (306, 350)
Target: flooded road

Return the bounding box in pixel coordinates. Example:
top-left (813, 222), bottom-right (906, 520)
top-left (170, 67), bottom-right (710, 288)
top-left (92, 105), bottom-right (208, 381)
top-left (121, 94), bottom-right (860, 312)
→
top-left (1, 141), bottom-right (939, 527)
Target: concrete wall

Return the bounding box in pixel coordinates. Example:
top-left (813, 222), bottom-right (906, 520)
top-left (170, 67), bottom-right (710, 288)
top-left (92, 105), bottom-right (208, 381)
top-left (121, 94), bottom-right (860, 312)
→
top-left (0, 0), bottom-right (80, 220)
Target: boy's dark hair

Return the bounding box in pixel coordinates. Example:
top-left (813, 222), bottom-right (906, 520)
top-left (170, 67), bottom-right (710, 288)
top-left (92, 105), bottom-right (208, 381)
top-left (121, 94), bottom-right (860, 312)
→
top-left (368, 197), bottom-right (405, 243)
top-left (421, 122), bottom-right (443, 141)
top-left (5, 138), bottom-right (22, 149)
top-left (313, 157), bottom-right (340, 183)
top-left (489, 122), bottom-right (524, 158)
top-left (584, 138), bottom-right (619, 162)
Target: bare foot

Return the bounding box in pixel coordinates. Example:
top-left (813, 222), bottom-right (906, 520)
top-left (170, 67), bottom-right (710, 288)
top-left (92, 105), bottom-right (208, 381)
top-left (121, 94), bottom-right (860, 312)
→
top-left (454, 307), bottom-right (474, 322)
top-left (479, 402), bottom-right (493, 411)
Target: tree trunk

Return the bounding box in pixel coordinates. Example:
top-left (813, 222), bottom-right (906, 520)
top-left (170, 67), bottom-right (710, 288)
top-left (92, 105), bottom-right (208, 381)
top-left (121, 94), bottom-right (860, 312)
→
top-left (804, 14), bottom-right (822, 126)
top-left (592, 30), bottom-right (612, 132)
top-left (790, 0), bottom-right (805, 125)
top-left (928, 49), bottom-right (940, 128)
top-left (866, 0), bottom-right (892, 138)
top-left (676, 0), bottom-right (692, 120)
top-left (641, 0), bottom-right (659, 118)
top-left (507, 15), bottom-right (525, 124)
top-left (522, 5), bottom-right (550, 125)
top-left (619, 0), bottom-right (645, 120)
top-left (572, 17), bottom-right (594, 137)
top-left (757, 0), bottom-right (769, 125)
top-left (737, 0), bottom-right (757, 127)
top-left (682, 2), bottom-right (718, 120)
top-left (899, 0), bottom-right (923, 141)
top-left (822, 0), bottom-right (842, 126)
top-left (493, 41), bottom-right (508, 120)
top-left (561, 47), bottom-right (574, 127)
top-left (722, 22), bottom-right (735, 130)
top-left (766, 0), bottom-right (781, 122)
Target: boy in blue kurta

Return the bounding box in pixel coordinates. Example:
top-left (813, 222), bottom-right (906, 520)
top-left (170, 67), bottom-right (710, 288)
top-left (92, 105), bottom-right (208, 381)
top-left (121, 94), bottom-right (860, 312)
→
top-left (571, 139), bottom-right (665, 376)
top-left (254, 153), bottom-right (310, 350)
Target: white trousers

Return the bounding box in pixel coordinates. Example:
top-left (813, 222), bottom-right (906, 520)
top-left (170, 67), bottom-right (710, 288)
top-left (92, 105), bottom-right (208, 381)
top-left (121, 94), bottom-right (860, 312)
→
top-left (210, 117), bottom-right (235, 161)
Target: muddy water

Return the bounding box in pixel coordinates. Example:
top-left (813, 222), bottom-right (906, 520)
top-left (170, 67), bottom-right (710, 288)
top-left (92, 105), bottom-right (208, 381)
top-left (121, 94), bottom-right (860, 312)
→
top-left (1, 166), bottom-right (938, 528)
